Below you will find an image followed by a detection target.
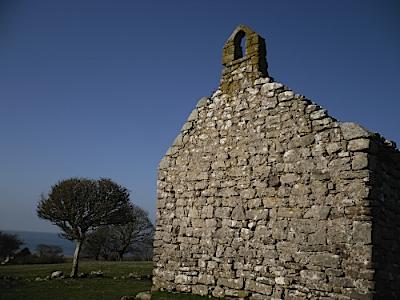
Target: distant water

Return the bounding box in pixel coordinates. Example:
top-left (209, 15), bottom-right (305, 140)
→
top-left (4, 230), bottom-right (75, 256)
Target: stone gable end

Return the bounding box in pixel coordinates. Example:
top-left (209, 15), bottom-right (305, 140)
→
top-left (153, 25), bottom-right (400, 300)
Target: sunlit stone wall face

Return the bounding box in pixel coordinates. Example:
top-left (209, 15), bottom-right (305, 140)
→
top-left (152, 25), bottom-right (400, 300)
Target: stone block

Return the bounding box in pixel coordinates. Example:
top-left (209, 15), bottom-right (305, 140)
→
top-left (340, 122), bottom-right (370, 140)
top-left (248, 198), bottom-right (262, 208)
top-left (175, 274), bottom-right (191, 284)
top-left (277, 207), bottom-right (302, 218)
top-left (278, 91), bottom-right (294, 101)
top-left (262, 197), bottom-right (280, 208)
top-left (348, 139), bottom-right (370, 152)
top-left (224, 288), bottom-right (249, 298)
top-left (231, 205), bottom-right (246, 220)
top-left (246, 208), bottom-right (269, 221)
top-left (310, 253), bottom-right (340, 268)
top-left (308, 227), bottom-right (326, 245)
top-left (191, 284), bottom-right (208, 296)
top-left (260, 82), bottom-right (283, 93)
top-left (271, 222), bottom-right (287, 240)
top-left (280, 173), bottom-right (300, 184)
top-left (352, 221), bottom-right (372, 244)
top-left (215, 207), bottom-right (232, 218)
top-left (245, 279), bottom-right (273, 295)
top-left (289, 134), bottom-right (315, 148)
top-left (300, 270), bottom-right (326, 282)
top-left (212, 286), bottom-right (225, 298)
top-left (275, 276), bottom-right (290, 285)
top-left (310, 109), bottom-right (327, 120)
top-left (352, 153), bottom-right (369, 170)
top-left (217, 277), bottom-right (244, 289)
top-left (196, 97), bottom-right (209, 108)
top-left (303, 205), bottom-right (330, 220)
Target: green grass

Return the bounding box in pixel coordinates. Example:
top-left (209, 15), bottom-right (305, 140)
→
top-left (0, 260), bottom-right (152, 279)
top-left (0, 261), bottom-right (215, 300)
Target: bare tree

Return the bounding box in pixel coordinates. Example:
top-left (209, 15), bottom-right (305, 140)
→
top-left (37, 177), bottom-right (132, 277)
top-left (129, 231), bottom-right (154, 261)
top-left (36, 244), bottom-right (63, 257)
top-left (83, 205), bottom-right (154, 261)
top-left (82, 227), bottom-right (111, 260)
top-left (109, 205), bottom-right (154, 260)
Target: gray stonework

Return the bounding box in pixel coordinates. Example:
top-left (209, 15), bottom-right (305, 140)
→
top-left (152, 25), bottom-right (400, 299)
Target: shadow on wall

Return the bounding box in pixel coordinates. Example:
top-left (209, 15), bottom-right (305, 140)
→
top-left (371, 137), bottom-right (400, 299)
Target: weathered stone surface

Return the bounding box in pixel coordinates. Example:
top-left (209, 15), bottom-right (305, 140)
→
top-left (175, 274), bottom-right (191, 284)
top-left (187, 109), bottom-right (198, 121)
top-left (353, 222), bottom-right (372, 244)
top-left (348, 138), bottom-right (370, 152)
top-left (300, 270), bottom-right (326, 282)
top-left (196, 97), bottom-right (209, 108)
top-left (245, 279), bottom-right (273, 295)
top-left (153, 25), bottom-right (400, 300)
top-left (217, 277), bottom-right (243, 290)
top-left (310, 109), bottom-right (327, 120)
top-left (351, 152), bottom-right (369, 170)
top-left (280, 173), bottom-right (300, 184)
top-left (303, 205), bottom-right (330, 220)
top-left (261, 82), bottom-right (283, 93)
top-left (340, 123), bottom-right (370, 140)
top-left (231, 205), bottom-right (246, 220)
top-left (310, 253), bottom-right (340, 268)
top-left (212, 286), bottom-right (225, 298)
top-left (277, 207), bottom-right (302, 218)
top-left (191, 285), bottom-right (208, 296)
top-left (198, 274), bottom-right (215, 285)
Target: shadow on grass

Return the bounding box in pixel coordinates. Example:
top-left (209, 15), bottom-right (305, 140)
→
top-left (0, 277), bottom-right (152, 300)
top-left (152, 290), bottom-right (216, 299)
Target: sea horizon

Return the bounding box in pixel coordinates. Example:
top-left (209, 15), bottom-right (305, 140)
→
top-left (3, 229), bottom-right (75, 256)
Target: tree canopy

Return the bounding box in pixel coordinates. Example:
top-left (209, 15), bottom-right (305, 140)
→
top-left (37, 177), bottom-right (132, 277)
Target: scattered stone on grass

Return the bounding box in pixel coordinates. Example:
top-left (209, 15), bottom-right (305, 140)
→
top-left (78, 272), bottom-right (89, 278)
top-left (120, 296), bottom-right (135, 300)
top-left (128, 272), bottom-right (139, 279)
top-left (50, 271), bottom-right (63, 279)
top-left (90, 270), bottom-right (104, 277)
top-left (135, 291), bottom-right (152, 300)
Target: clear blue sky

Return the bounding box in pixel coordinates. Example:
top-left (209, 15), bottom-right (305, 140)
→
top-left (1, 0), bottom-right (399, 233)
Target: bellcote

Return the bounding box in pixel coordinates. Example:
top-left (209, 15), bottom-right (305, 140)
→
top-left (220, 25), bottom-right (269, 94)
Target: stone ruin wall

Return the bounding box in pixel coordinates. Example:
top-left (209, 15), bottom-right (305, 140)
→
top-left (152, 25), bottom-right (400, 299)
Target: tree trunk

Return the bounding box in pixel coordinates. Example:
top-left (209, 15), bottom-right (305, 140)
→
top-left (70, 240), bottom-right (83, 278)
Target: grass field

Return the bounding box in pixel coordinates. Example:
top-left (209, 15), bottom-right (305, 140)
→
top-left (0, 260), bottom-right (212, 300)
